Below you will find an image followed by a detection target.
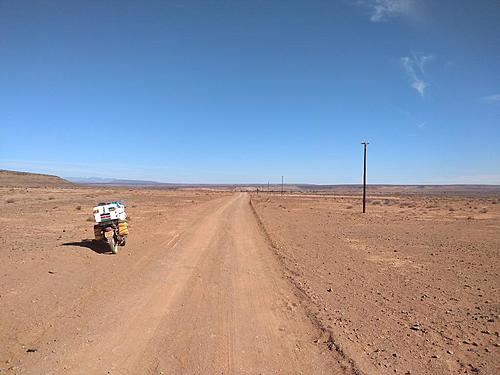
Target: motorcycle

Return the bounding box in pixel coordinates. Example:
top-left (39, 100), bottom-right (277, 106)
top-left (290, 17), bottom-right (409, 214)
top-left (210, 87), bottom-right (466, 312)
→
top-left (92, 201), bottom-right (129, 254)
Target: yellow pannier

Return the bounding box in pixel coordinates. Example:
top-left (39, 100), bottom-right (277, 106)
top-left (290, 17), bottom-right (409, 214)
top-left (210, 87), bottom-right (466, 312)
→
top-left (118, 221), bottom-right (129, 236)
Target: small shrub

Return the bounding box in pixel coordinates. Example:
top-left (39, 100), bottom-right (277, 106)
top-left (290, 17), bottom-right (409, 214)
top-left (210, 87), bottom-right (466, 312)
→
top-left (86, 216), bottom-right (94, 222)
top-left (6, 198), bottom-right (15, 204)
top-left (48, 196), bottom-right (55, 200)
top-left (76, 205), bottom-right (82, 210)
top-left (448, 207), bottom-right (455, 211)
top-left (372, 200), bottom-right (381, 205)
top-left (479, 208), bottom-right (488, 214)
top-left (346, 205), bottom-right (353, 209)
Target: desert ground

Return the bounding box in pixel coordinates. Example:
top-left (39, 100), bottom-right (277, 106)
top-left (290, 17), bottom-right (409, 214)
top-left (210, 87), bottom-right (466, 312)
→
top-left (251, 192), bottom-right (500, 375)
top-left (0, 181), bottom-right (499, 374)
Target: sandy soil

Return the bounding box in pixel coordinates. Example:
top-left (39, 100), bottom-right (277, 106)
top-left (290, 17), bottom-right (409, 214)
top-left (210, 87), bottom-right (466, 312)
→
top-left (0, 187), bottom-right (349, 374)
top-left (251, 193), bottom-right (500, 375)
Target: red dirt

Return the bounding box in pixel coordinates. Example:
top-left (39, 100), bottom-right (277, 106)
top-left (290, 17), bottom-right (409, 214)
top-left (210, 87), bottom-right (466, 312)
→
top-left (251, 193), bottom-right (500, 375)
top-left (0, 187), bottom-right (350, 374)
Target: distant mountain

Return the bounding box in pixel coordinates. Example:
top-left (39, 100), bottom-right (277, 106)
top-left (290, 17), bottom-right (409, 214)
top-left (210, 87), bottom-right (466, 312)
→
top-left (66, 177), bottom-right (169, 186)
top-left (0, 169), bottom-right (73, 187)
top-left (65, 177), bottom-right (115, 184)
top-left (62, 175), bottom-right (500, 195)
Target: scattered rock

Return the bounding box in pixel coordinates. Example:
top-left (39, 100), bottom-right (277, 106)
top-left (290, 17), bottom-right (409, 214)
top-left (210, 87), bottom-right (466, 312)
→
top-left (26, 348), bottom-right (38, 353)
top-left (469, 364), bottom-right (480, 373)
top-left (410, 324), bottom-right (421, 331)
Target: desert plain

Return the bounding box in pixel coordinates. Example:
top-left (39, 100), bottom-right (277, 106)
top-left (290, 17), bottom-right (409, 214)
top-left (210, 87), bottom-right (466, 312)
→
top-left (0, 175), bottom-right (499, 374)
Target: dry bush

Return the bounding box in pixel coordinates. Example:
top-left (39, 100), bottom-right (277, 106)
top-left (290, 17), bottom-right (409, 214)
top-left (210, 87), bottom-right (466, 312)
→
top-left (5, 198), bottom-right (15, 204)
top-left (48, 196), bottom-right (55, 200)
top-left (448, 207), bottom-right (455, 212)
top-left (479, 208), bottom-right (488, 213)
top-left (86, 217), bottom-right (94, 222)
top-left (371, 200), bottom-right (381, 205)
top-left (76, 205), bottom-right (82, 210)
top-left (346, 205), bottom-right (353, 209)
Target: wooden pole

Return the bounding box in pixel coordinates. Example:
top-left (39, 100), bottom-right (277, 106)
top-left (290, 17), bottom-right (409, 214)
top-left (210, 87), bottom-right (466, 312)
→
top-left (361, 141), bottom-right (369, 213)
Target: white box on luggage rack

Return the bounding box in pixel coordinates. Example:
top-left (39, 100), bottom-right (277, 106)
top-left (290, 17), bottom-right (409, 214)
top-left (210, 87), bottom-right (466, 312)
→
top-left (93, 202), bottom-right (127, 223)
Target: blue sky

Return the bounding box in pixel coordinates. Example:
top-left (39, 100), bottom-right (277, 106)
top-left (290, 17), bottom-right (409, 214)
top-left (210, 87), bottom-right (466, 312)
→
top-left (1, 0), bottom-right (499, 184)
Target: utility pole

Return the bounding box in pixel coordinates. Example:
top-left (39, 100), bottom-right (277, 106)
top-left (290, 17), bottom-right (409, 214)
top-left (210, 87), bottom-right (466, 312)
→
top-left (281, 176), bottom-right (284, 195)
top-left (361, 141), bottom-right (369, 213)
top-left (268, 181), bottom-right (270, 193)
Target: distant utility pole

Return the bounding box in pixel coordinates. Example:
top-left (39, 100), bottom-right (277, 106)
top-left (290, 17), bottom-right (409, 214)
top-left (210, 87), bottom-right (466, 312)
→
top-left (361, 141), bottom-right (369, 213)
top-left (281, 176), bottom-right (284, 195)
top-left (268, 181), bottom-right (270, 192)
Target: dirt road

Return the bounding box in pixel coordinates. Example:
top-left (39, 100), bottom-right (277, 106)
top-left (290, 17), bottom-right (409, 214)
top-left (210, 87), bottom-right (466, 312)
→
top-left (1, 192), bottom-right (345, 374)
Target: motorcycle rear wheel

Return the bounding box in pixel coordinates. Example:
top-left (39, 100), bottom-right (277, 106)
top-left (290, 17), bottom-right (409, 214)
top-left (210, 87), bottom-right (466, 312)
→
top-left (108, 236), bottom-right (119, 254)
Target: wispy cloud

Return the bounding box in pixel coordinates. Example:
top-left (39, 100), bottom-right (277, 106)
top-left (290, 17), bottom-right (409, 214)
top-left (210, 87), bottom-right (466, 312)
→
top-left (401, 52), bottom-right (433, 97)
top-left (481, 94), bottom-right (500, 103)
top-left (357, 0), bottom-right (415, 22)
